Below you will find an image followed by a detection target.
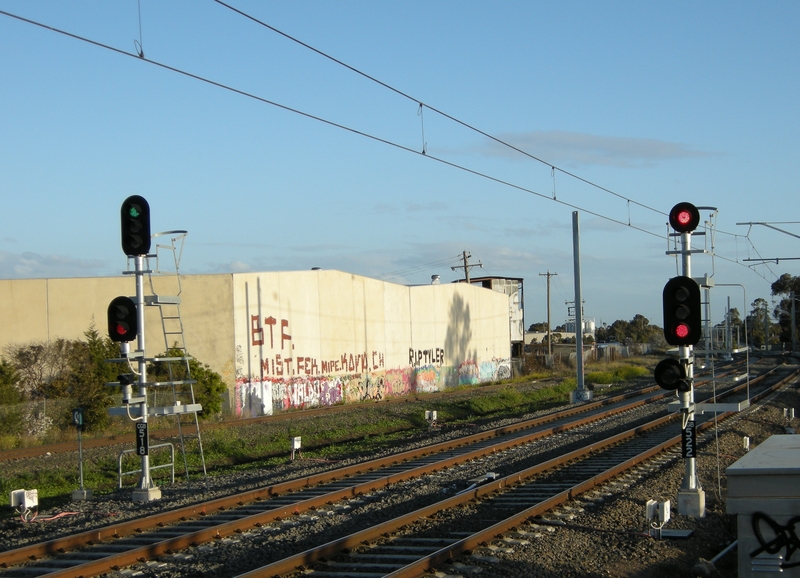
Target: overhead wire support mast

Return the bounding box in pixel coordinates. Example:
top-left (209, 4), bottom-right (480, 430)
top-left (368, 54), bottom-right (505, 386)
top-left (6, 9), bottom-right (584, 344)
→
top-left (737, 221), bottom-right (800, 263)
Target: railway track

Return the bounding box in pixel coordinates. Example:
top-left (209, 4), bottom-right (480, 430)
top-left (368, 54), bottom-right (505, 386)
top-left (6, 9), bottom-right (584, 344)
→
top-left (0, 357), bottom-right (789, 578)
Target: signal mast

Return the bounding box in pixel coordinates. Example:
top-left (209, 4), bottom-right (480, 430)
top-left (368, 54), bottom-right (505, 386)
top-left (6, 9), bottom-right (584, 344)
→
top-left (657, 202), bottom-right (705, 517)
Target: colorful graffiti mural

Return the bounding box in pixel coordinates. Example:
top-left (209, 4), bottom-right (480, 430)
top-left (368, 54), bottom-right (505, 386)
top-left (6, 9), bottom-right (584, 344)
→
top-left (236, 289), bottom-right (511, 416)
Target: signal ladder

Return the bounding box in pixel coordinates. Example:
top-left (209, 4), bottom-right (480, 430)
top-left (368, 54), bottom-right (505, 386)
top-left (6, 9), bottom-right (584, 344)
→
top-left (141, 231), bottom-right (208, 489)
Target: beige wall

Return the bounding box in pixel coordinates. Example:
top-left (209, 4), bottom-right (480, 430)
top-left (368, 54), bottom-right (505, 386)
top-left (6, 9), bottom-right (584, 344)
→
top-left (0, 274), bottom-right (235, 390)
top-left (1, 270), bottom-right (511, 417)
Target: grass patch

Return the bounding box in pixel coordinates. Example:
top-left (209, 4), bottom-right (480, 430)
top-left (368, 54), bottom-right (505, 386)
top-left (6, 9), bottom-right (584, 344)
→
top-left (2, 357), bottom-right (658, 502)
top-left (586, 363), bottom-right (650, 385)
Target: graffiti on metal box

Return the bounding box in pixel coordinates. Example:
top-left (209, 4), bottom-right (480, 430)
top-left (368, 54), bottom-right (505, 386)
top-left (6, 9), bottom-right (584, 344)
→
top-left (750, 511), bottom-right (800, 568)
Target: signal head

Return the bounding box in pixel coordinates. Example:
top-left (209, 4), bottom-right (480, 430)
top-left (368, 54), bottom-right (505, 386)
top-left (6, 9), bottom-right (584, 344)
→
top-left (107, 296), bottom-right (138, 343)
top-left (120, 195), bottom-right (151, 256)
top-left (662, 276), bottom-right (702, 346)
top-left (654, 358), bottom-right (691, 392)
top-left (669, 202), bottom-right (700, 233)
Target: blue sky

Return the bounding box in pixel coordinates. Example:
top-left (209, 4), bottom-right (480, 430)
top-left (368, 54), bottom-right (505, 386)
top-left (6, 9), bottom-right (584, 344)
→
top-left (1, 1), bottom-right (798, 329)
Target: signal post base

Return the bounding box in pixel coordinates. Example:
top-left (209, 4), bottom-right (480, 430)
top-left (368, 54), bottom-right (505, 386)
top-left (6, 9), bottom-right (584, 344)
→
top-left (677, 488), bottom-right (705, 518)
top-left (132, 487), bottom-right (161, 503)
top-left (71, 489), bottom-right (92, 502)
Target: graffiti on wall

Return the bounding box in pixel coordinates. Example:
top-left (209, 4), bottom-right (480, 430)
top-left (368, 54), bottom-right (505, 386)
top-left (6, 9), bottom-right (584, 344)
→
top-left (409, 348), bottom-right (445, 367)
top-left (251, 315), bottom-right (386, 377)
top-left (236, 312), bottom-right (509, 416)
top-left (235, 375), bottom-right (346, 416)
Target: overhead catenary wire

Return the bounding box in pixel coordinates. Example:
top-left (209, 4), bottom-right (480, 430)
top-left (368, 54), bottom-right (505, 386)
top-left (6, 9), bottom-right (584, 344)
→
top-left (212, 0), bottom-right (661, 217)
top-left (0, 7), bottom-right (768, 273)
top-left (212, 0), bottom-right (661, 215)
top-left (227, 3), bottom-right (785, 268)
top-left (211, 1), bottom-right (761, 260)
top-left (0, 8), bottom-right (664, 239)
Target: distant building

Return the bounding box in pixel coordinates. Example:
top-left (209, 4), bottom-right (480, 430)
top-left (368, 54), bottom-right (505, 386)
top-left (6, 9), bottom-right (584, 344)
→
top-left (456, 276), bottom-right (525, 359)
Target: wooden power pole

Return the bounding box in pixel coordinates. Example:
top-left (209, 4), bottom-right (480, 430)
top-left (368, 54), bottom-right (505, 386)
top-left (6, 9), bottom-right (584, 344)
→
top-left (539, 271), bottom-right (557, 356)
top-left (451, 251), bottom-right (482, 283)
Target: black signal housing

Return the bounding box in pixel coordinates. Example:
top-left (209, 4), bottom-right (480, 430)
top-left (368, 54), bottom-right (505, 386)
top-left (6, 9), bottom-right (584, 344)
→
top-left (669, 202), bottom-right (700, 233)
top-left (121, 195), bottom-right (151, 256)
top-left (654, 358), bottom-right (690, 392)
top-left (107, 296), bottom-right (138, 343)
top-left (663, 276), bottom-right (702, 346)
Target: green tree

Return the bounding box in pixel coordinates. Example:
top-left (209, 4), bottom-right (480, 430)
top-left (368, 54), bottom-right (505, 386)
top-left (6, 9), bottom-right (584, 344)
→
top-left (0, 359), bottom-right (23, 405)
top-left (3, 339), bottom-right (71, 400)
top-left (149, 348), bottom-right (226, 418)
top-left (47, 326), bottom-right (117, 432)
top-left (0, 359), bottom-right (24, 436)
top-left (771, 274), bottom-right (800, 346)
top-left (609, 319), bottom-right (631, 343)
top-left (746, 298), bottom-right (774, 348)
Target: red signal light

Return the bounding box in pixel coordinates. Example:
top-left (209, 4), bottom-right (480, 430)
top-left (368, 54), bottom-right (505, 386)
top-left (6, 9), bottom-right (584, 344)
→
top-left (668, 202), bottom-right (700, 233)
top-left (675, 210), bottom-right (692, 227)
top-left (673, 323), bottom-right (690, 340)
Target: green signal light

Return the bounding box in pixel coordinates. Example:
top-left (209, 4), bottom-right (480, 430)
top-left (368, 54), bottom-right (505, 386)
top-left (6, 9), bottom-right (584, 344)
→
top-left (128, 207), bottom-right (141, 218)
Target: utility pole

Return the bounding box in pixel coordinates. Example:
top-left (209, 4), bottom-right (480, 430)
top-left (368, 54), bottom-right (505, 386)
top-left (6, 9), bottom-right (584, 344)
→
top-left (570, 211), bottom-right (591, 403)
top-left (792, 290), bottom-right (797, 353)
top-left (539, 271), bottom-right (557, 357)
top-left (451, 251), bottom-right (482, 283)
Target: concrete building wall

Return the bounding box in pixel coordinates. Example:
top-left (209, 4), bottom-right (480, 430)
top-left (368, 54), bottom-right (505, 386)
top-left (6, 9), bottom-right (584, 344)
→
top-left (1, 270), bottom-right (512, 417)
top-left (232, 270), bottom-right (511, 417)
top-left (0, 274), bottom-right (236, 388)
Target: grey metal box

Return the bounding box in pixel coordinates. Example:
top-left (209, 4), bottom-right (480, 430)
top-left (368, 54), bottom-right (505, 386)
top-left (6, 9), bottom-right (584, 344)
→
top-left (727, 435), bottom-right (800, 576)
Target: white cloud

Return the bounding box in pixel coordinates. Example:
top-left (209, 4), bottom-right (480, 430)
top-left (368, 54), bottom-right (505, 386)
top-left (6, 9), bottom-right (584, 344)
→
top-left (0, 251), bottom-right (109, 279)
top-left (480, 130), bottom-right (715, 168)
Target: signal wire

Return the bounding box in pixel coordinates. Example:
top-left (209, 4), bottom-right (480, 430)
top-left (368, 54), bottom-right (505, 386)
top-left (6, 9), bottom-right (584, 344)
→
top-left (375, 254), bottom-right (464, 281)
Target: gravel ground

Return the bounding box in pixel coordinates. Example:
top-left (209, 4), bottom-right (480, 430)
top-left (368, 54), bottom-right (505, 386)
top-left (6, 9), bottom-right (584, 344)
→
top-left (1, 357), bottom-right (797, 578)
top-left (445, 371), bottom-right (800, 578)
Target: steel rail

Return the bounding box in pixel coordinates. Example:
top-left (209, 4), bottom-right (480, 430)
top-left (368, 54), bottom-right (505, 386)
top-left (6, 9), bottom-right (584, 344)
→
top-left (235, 415), bottom-right (681, 577)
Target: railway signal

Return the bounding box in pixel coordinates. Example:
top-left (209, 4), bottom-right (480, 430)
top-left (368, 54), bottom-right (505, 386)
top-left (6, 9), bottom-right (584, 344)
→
top-left (662, 276), bottom-right (702, 346)
top-left (653, 358), bottom-right (690, 392)
top-left (669, 202), bottom-right (700, 233)
top-left (121, 195), bottom-right (151, 256)
top-left (107, 296), bottom-right (138, 342)
top-left (662, 200), bottom-right (711, 518)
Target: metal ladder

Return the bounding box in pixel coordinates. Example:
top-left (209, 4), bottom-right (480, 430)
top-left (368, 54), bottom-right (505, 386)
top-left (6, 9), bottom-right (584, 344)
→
top-left (144, 231), bottom-right (208, 488)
